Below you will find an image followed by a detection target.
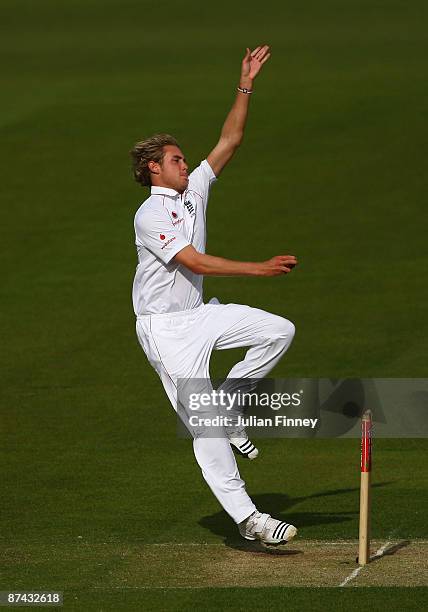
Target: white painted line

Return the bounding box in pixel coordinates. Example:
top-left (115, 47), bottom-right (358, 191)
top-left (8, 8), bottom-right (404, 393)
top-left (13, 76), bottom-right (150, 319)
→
top-left (339, 565), bottom-right (364, 587)
top-left (371, 540), bottom-right (392, 559)
top-left (339, 540), bottom-right (392, 587)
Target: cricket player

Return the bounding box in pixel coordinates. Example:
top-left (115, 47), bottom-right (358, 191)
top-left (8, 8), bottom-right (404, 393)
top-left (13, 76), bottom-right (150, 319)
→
top-left (130, 46), bottom-right (298, 546)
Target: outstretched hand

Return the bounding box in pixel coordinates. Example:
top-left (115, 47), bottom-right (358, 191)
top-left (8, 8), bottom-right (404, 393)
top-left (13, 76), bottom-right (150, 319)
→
top-left (241, 45), bottom-right (271, 82)
top-left (260, 255), bottom-right (298, 276)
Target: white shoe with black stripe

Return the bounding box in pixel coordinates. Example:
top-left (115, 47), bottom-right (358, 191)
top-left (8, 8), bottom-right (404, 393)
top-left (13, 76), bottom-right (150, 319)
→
top-left (229, 436), bottom-right (259, 460)
top-left (239, 511), bottom-right (297, 546)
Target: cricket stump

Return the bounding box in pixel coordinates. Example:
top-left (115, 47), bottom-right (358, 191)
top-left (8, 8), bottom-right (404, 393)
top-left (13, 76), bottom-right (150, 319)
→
top-left (358, 409), bottom-right (372, 565)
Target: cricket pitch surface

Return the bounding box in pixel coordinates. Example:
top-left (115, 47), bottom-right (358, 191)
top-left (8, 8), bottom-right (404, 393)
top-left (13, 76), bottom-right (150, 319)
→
top-left (4, 540), bottom-right (427, 589)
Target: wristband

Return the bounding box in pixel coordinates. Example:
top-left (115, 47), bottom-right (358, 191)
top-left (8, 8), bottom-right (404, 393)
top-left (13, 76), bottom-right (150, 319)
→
top-left (237, 86), bottom-right (253, 94)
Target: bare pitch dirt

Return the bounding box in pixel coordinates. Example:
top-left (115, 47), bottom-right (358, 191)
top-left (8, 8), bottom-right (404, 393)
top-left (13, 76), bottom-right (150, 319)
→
top-left (3, 540), bottom-right (427, 589)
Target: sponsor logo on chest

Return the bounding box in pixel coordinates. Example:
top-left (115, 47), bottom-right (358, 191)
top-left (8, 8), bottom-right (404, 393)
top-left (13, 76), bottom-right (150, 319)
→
top-left (170, 210), bottom-right (183, 226)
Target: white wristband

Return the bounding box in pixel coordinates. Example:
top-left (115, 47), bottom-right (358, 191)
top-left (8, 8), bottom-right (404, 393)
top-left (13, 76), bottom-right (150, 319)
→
top-left (237, 86), bottom-right (253, 94)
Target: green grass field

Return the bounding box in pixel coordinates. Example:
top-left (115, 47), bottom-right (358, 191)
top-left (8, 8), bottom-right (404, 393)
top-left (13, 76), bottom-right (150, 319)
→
top-left (1, 0), bottom-right (427, 609)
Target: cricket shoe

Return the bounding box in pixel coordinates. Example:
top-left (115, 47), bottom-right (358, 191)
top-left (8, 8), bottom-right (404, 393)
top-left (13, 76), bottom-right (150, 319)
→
top-left (239, 511), bottom-right (297, 546)
top-left (229, 436), bottom-right (259, 460)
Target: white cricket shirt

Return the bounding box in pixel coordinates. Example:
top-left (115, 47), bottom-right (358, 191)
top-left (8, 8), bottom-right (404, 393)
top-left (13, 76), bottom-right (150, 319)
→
top-left (132, 159), bottom-right (217, 315)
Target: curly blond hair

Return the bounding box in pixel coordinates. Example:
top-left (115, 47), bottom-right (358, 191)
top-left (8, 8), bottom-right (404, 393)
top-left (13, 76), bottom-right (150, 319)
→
top-left (130, 134), bottom-right (180, 187)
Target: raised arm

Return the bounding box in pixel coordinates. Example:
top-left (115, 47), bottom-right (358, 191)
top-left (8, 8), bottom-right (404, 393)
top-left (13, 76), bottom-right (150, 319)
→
top-left (207, 45), bottom-right (271, 177)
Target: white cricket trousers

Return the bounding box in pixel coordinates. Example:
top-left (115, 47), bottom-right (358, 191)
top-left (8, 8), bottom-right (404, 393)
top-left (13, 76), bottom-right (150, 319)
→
top-left (136, 301), bottom-right (295, 525)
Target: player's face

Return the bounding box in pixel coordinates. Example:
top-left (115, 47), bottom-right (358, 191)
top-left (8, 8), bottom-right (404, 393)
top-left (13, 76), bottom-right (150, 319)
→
top-left (158, 145), bottom-right (189, 193)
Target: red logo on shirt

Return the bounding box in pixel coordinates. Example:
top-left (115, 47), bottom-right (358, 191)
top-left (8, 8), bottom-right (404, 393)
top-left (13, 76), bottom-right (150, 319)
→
top-left (160, 234), bottom-right (166, 240)
top-left (172, 211), bottom-right (178, 218)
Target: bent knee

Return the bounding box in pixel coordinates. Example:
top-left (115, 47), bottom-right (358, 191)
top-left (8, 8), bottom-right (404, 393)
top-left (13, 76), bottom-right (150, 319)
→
top-left (269, 316), bottom-right (295, 343)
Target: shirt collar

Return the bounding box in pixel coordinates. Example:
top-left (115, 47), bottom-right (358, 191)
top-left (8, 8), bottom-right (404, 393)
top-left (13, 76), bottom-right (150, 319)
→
top-left (151, 186), bottom-right (181, 198)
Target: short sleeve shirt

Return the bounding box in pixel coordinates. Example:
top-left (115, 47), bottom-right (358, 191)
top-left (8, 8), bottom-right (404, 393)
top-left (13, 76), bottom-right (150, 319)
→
top-left (132, 159), bottom-right (217, 315)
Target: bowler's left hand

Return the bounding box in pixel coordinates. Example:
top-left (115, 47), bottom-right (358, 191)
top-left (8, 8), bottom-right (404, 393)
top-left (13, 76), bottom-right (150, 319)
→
top-left (241, 45), bottom-right (271, 82)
